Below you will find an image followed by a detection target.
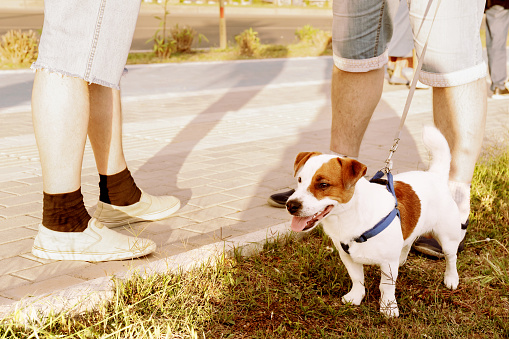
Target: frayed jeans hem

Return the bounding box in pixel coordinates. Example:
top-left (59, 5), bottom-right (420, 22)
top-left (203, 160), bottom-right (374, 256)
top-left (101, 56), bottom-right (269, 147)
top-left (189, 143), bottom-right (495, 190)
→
top-left (31, 63), bottom-right (120, 90)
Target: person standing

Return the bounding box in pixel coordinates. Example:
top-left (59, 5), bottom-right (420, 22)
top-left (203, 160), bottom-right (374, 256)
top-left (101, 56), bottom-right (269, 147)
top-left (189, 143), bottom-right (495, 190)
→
top-left (387, 0), bottom-right (414, 85)
top-left (30, 0), bottom-right (180, 261)
top-left (269, 0), bottom-right (487, 259)
top-left (485, 0), bottom-right (509, 98)
top-left (387, 0), bottom-right (429, 89)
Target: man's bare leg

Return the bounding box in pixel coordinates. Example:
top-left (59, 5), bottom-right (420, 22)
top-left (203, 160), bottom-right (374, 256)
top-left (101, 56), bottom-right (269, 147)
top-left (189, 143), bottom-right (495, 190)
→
top-left (87, 83), bottom-right (180, 224)
top-left (433, 78), bottom-right (487, 183)
top-left (31, 71), bottom-right (156, 260)
top-left (87, 84), bottom-right (127, 176)
top-left (433, 77), bottom-right (487, 224)
top-left (267, 65), bottom-right (385, 208)
top-left (32, 71), bottom-right (89, 194)
top-left (330, 66), bottom-right (385, 157)
top-left (87, 84), bottom-right (142, 207)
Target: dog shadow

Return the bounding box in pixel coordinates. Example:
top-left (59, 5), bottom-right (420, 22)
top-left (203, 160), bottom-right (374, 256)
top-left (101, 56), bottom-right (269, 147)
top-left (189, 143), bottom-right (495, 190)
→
top-left (123, 58), bottom-right (292, 255)
top-left (115, 58), bottom-right (429, 273)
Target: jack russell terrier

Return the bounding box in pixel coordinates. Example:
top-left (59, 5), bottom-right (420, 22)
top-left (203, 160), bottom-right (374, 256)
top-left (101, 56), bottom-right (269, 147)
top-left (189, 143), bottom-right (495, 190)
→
top-left (286, 126), bottom-right (462, 317)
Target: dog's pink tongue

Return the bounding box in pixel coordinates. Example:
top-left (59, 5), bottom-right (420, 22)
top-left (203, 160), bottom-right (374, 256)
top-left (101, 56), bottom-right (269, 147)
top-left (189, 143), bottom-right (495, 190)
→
top-left (291, 216), bottom-right (312, 232)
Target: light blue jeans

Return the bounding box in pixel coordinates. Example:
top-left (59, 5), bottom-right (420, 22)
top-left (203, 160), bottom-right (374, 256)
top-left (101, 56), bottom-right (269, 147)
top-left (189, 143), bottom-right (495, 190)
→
top-left (332, 0), bottom-right (487, 87)
top-left (32, 0), bottom-right (142, 90)
top-left (485, 5), bottom-right (509, 91)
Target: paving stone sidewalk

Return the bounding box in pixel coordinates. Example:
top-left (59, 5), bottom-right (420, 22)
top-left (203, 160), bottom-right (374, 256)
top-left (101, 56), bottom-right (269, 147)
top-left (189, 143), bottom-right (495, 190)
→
top-left (0, 57), bottom-right (508, 317)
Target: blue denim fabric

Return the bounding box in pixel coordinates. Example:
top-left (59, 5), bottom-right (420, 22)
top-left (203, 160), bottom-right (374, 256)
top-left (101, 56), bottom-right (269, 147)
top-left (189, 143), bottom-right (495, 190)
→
top-left (332, 0), bottom-right (487, 87)
top-left (332, 0), bottom-right (400, 61)
top-left (32, 0), bottom-right (142, 90)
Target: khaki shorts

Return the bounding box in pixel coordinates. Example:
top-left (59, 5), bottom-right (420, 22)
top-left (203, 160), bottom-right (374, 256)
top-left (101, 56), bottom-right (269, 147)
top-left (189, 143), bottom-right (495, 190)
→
top-left (332, 0), bottom-right (487, 87)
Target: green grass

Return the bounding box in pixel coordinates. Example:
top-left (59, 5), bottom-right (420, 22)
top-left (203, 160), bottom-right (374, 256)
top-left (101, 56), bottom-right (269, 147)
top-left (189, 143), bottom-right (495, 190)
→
top-left (2, 27), bottom-right (503, 70)
top-left (126, 40), bottom-right (332, 65)
top-left (0, 22), bottom-right (332, 69)
top-left (1, 144), bottom-right (508, 338)
top-left (0, 38), bottom-right (332, 70)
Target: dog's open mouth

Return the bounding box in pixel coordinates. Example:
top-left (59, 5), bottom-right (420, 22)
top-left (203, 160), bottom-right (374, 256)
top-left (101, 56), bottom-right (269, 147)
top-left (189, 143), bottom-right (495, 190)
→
top-left (291, 205), bottom-right (334, 232)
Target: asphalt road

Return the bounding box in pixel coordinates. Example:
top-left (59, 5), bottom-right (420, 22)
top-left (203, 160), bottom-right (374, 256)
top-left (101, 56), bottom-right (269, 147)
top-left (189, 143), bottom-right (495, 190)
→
top-left (0, 56), bottom-right (334, 114)
top-left (0, 8), bottom-right (333, 51)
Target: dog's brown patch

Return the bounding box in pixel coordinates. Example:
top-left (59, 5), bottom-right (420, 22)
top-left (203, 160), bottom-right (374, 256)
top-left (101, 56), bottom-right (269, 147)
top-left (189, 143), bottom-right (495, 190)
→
top-left (309, 157), bottom-right (367, 203)
top-left (294, 152), bottom-right (322, 176)
top-left (394, 181), bottom-right (421, 240)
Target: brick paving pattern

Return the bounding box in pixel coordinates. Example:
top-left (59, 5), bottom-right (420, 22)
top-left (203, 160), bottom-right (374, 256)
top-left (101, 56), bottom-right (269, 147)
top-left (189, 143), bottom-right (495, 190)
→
top-left (0, 57), bottom-right (507, 311)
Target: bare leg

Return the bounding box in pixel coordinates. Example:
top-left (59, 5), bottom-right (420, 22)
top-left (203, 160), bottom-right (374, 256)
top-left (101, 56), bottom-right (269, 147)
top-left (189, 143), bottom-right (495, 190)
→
top-left (88, 84), bottom-right (127, 176)
top-left (330, 66), bottom-right (385, 157)
top-left (434, 77), bottom-right (487, 225)
top-left (390, 57), bottom-right (410, 84)
top-left (32, 71), bottom-right (89, 194)
top-left (433, 78), bottom-right (487, 184)
top-left (31, 71), bottom-right (157, 260)
top-left (87, 84), bottom-right (180, 225)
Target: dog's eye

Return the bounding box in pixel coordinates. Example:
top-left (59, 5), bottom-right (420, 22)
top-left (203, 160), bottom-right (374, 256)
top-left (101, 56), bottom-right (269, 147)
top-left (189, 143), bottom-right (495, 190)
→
top-left (298, 177), bottom-right (302, 183)
top-left (319, 182), bottom-right (330, 189)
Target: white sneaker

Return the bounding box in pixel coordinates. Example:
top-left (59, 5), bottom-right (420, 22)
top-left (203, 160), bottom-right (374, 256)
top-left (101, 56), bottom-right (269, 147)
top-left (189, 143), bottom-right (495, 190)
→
top-left (389, 76), bottom-right (409, 85)
top-left (415, 81), bottom-right (430, 89)
top-left (32, 218), bottom-right (156, 262)
top-left (93, 190), bottom-right (180, 228)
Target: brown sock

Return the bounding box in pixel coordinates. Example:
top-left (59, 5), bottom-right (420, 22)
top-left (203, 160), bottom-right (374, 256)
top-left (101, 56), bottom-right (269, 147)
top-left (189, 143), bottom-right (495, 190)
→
top-left (42, 188), bottom-right (91, 232)
top-left (99, 167), bottom-right (142, 206)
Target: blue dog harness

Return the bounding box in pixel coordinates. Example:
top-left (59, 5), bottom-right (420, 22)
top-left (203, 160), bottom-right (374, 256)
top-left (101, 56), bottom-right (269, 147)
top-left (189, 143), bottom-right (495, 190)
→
top-left (340, 171), bottom-right (400, 254)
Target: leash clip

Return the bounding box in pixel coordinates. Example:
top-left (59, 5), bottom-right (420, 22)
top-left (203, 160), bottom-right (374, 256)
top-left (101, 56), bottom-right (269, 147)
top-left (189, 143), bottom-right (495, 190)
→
top-left (381, 138), bottom-right (400, 174)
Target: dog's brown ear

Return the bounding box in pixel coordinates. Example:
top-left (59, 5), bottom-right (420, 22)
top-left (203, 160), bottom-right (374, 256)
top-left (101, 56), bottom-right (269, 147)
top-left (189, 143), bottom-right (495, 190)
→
top-left (337, 157), bottom-right (367, 190)
top-left (294, 152), bottom-right (322, 176)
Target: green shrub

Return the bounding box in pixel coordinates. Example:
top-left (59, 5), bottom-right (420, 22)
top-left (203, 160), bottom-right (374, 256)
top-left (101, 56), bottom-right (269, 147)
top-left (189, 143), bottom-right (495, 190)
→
top-left (171, 24), bottom-right (196, 53)
top-left (170, 24), bottom-right (208, 53)
top-left (295, 24), bottom-right (321, 42)
top-left (235, 28), bottom-right (260, 57)
top-left (149, 0), bottom-right (173, 58)
top-left (295, 25), bottom-right (332, 52)
top-left (260, 44), bottom-right (289, 58)
top-left (0, 30), bottom-right (39, 66)
top-left (152, 34), bottom-right (175, 58)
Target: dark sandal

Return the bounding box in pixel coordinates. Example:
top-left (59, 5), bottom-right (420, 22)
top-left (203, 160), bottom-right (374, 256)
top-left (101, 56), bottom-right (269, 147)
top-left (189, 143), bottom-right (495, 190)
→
top-left (412, 220), bottom-right (468, 259)
top-left (267, 189), bottom-right (295, 208)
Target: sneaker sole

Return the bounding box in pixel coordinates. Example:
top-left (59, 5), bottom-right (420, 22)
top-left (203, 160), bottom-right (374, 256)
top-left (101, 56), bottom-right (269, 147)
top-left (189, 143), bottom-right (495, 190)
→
top-left (492, 94), bottom-right (509, 99)
top-left (100, 200), bottom-right (181, 228)
top-left (412, 244), bottom-right (445, 259)
top-left (32, 243), bottom-right (156, 262)
top-left (267, 198), bottom-right (287, 208)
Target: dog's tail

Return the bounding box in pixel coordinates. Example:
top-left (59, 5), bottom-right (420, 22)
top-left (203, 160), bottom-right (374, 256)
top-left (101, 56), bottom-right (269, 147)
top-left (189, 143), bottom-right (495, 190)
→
top-left (422, 125), bottom-right (451, 177)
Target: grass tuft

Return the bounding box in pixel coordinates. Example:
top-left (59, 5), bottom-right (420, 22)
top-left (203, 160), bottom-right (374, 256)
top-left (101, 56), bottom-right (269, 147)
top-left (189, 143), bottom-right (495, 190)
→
top-left (0, 30), bottom-right (39, 68)
top-left (1, 144), bottom-right (508, 338)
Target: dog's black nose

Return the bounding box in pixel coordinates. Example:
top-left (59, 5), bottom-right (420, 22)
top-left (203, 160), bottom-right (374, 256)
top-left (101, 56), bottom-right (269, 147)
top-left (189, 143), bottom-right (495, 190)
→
top-left (286, 199), bottom-right (302, 215)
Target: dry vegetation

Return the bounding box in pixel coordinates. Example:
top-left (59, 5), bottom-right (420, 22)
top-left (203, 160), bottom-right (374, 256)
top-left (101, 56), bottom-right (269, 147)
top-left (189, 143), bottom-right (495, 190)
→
top-left (1, 145), bottom-right (507, 338)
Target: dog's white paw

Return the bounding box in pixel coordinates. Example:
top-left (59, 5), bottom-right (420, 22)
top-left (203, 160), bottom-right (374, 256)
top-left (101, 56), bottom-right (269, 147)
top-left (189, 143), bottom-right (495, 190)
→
top-left (342, 290), bottom-right (365, 306)
top-left (380, 298), bottom-right (399, 318)
top-left (444, 273), bottom-right (459, 290)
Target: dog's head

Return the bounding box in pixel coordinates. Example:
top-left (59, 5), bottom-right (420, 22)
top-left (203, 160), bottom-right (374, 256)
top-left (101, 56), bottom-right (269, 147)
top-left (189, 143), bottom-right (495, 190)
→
top-left (286, 152), bottom-right (367, 232)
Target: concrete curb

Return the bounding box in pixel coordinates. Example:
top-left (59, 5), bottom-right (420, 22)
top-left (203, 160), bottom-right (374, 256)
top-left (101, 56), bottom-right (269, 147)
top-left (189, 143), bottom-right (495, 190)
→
top-left (0, 57), bottom-right (332, 115)
top-left (140, 4), bottom-right (332, 16)
top-left (0, 0), bottom-right (332, 17)
top-left (0, 221), bottom-right (296, 322)
top-left (0, 77), bottom-right (330, 115)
